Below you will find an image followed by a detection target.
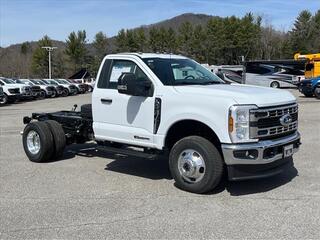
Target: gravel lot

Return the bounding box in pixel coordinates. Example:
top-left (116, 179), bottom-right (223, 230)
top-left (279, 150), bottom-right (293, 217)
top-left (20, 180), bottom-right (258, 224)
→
top-left (0, 90), bottom-right (319, 239)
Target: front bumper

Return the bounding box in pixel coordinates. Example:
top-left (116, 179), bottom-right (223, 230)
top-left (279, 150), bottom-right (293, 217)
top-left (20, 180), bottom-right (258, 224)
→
top-left (21, 92), bottom-right (32, 98)
top-left (8, 94), bottom-right (21, 101)
top-left (222, 132), bottom-right (301, 180)
top-left (299, 86), bottom-right (313, 95)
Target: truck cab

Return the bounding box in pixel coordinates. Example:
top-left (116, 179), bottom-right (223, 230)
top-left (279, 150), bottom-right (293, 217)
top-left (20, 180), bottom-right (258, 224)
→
top-left (21, 53), bottom-right (301, 194)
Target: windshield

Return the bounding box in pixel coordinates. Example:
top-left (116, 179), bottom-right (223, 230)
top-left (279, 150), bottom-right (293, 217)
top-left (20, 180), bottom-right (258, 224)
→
top-left (1, 78), bottom-right (15, 84)
top-left (17, 79), bottom-right (34, 85)
top-left (49, 80), bottom-right (58, 85)
top-left (56, 79), bottom-right (68, 84)
top-left (30, 80), bottom-right (43, 85)
top-left (142, 58), bottom-right (224, 85)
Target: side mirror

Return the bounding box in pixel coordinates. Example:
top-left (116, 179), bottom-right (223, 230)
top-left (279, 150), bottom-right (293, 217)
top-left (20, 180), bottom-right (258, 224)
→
top-left (117, 72), bottom-right (153, 97)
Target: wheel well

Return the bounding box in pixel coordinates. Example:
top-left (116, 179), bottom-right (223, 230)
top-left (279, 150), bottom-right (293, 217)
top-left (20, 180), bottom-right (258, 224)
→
top-left (165, 120), bottom-right (221, 151)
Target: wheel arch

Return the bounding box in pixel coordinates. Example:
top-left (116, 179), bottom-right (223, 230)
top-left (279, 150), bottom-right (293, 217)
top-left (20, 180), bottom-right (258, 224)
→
top-left (164, 119), bottom-right (222, 153)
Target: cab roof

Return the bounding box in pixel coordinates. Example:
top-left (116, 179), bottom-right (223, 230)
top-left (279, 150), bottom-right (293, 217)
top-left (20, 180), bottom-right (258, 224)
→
top-left (108, 52), bottom-right (188, 59)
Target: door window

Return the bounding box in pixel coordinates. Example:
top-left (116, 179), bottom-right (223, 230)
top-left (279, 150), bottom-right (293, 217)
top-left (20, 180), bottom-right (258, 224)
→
top-left (98, 59), bottom-right (151, 89)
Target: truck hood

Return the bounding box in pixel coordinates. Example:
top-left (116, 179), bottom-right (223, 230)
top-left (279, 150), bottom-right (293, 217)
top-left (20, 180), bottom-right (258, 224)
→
top-left (4, 83), bottom-right (25, 89)
top-left (174, 84), bottom-right (296, 107)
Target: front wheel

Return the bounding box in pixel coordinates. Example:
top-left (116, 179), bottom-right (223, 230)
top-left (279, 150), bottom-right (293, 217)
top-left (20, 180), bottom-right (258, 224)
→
top-left (314, 87), bottom-right (320, 99)
top-left (0, 94), bottom-right (8, 105)
top-left (270, 81), bottom-right (280, 88)
top-left (38, 90), bottom-right (46, 99)
top-left (169, 136), bottom-right (223, 194)
top-left (62, 88), bottom-right (69, 97)
top-left (51, 90), bottom-right (57, 98)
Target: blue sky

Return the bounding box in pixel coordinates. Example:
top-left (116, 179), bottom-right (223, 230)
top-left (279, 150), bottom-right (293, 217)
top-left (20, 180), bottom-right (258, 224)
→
top-left (0, 0), bottom-right (319, 47)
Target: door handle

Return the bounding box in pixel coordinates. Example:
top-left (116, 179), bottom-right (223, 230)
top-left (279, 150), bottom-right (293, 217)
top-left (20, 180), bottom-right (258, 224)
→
top-left (101, 98), bottom-right (112, 104)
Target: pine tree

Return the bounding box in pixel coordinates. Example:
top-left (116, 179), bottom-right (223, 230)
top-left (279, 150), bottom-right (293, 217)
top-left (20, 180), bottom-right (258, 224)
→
top-left (31, 35), bottom-right (52, 77)
top-left (116, 29), bottom-right (127, 52)
top-left (290, 10), bottom-right (313, 53)
top-left (93, 31), bottom-right (109, 60)
top-left (65, 30), bottom-right (87, 71)
top-left (149, 27), bottom-right (160, 52)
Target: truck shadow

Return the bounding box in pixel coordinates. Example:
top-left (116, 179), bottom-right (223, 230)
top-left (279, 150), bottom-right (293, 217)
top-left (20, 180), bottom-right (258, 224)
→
top-left (224, 162), bottom-right (298, 196)
top-left (62, 144), bottom-right (298, 195)
top-left (62, 143), bottom-right (172, 180)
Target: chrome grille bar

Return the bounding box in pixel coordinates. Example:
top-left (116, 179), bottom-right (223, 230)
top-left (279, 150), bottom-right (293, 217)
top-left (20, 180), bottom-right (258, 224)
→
top-left (250, 103), bottom-right (298, 139)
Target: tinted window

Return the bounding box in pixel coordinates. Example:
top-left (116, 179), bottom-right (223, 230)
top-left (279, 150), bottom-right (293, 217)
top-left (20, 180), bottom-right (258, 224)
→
top-left (246, 64), bottom-right (273, 74)
top-left (97, 59), bottom-right (112, 88)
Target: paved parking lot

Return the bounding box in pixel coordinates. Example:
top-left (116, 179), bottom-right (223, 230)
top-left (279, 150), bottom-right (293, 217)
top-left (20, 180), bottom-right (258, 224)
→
top-left (0, 90), bottom-right (319, 239)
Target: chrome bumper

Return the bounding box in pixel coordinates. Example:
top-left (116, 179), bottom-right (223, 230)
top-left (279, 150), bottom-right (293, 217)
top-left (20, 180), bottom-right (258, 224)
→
top-left (222, 132), bottom-right (301, 165)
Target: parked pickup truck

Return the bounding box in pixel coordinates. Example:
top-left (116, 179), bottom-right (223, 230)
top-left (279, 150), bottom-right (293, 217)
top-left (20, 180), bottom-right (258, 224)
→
top-left (298, 76), bottom-right (320, 99)
top-left (21, 53), bottom-right (301, 193)
top-left (0, 78), bottom-right (21, 104)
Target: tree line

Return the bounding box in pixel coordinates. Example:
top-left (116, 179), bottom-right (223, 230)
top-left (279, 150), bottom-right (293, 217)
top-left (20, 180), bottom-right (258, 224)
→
top-left (16, 10), bottom-right (320, 78)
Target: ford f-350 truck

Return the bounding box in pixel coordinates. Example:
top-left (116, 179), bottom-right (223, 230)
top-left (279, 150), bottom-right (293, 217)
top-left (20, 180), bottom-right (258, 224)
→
top-left (21, 53), bottom-right (301, 193)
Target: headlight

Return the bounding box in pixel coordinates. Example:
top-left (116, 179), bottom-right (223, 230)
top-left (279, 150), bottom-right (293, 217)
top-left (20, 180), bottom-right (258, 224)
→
top-left (228, 105), bottom-right (258, 143)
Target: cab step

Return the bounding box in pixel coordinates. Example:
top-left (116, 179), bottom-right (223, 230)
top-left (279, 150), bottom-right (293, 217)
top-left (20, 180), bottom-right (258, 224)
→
top-left (96, 145), bottom-right (159, 160)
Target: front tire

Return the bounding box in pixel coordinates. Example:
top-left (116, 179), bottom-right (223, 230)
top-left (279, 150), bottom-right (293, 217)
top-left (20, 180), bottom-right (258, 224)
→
top-left (62, 88), bottom-right (69, 97)
top-left (39, 90), bottom-right (46, 99)
top-left (22, 122), bottom-right (54, 162)
top-left (51, 90), bottom-right (57, 98)
top-left (169, 136), bottom-right (223, 194)
top-left (0, 94), bottom-right (8, 105)
top-left (314, 87), bottom-right (320, 99)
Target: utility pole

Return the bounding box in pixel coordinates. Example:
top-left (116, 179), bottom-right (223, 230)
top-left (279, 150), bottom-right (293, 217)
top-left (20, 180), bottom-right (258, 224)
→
top-left (42, 46), bottom-right (57, 79)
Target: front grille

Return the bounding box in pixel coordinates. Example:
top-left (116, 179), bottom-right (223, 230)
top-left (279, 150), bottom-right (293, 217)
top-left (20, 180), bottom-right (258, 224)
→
top-left (299, 82), bottom-right (312, 88)
top-left (31, 86), bottom-right (41, 92)
top-left (56, 86), bottom-right (63, 91)
top-left (250, 103), bottom-right (298, 140)
top-left (24, 86), bottom-right (31, 93)
top-left (46, 86), bottom-right (55, 91)
top-left (9, 88), bottom-right (20, 94)
top-left (0, 87), bottom-right (3, 94)
top-left (70, 85), bottom-right (76, 90)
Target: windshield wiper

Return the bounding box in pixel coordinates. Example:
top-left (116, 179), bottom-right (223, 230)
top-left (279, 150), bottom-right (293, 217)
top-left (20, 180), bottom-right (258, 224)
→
top-left (198, 81), bottom-right (223, 85)
top-left (174, 81), bottom-right (224, 86)
top-left (174, 82), bottom-right (204, 85)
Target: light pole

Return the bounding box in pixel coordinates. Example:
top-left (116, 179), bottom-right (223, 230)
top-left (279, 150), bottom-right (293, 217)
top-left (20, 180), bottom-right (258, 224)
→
top-left (42, 46), bottom-right (57, 79)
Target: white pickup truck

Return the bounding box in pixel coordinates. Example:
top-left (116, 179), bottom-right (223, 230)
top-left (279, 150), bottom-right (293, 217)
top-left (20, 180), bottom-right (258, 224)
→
top-left (21, 53), bottom-right (301, 193)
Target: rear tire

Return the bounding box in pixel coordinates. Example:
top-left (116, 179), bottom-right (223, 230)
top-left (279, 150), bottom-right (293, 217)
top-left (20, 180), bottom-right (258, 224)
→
top-left (45, 120), bottom-right (66, 159)
top-left (22, 122), bottom-right (54, 162)
top-left (169, 136), bottom-right (223, 194)
top-left (270, 81), bottom-right (280, 88)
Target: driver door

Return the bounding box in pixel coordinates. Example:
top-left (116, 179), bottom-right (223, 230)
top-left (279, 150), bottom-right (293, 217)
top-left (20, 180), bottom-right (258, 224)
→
top-left (93, 59), bottom-right (156, 147)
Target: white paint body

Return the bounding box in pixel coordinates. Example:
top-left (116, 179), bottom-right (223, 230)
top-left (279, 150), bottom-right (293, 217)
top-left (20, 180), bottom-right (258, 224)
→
top-left (92, 54), bottom-right (296, 150)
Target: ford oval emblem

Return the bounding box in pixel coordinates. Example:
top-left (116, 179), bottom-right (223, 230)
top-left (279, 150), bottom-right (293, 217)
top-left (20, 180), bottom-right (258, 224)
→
top-left (280, 114), bottom-right (293, 126)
